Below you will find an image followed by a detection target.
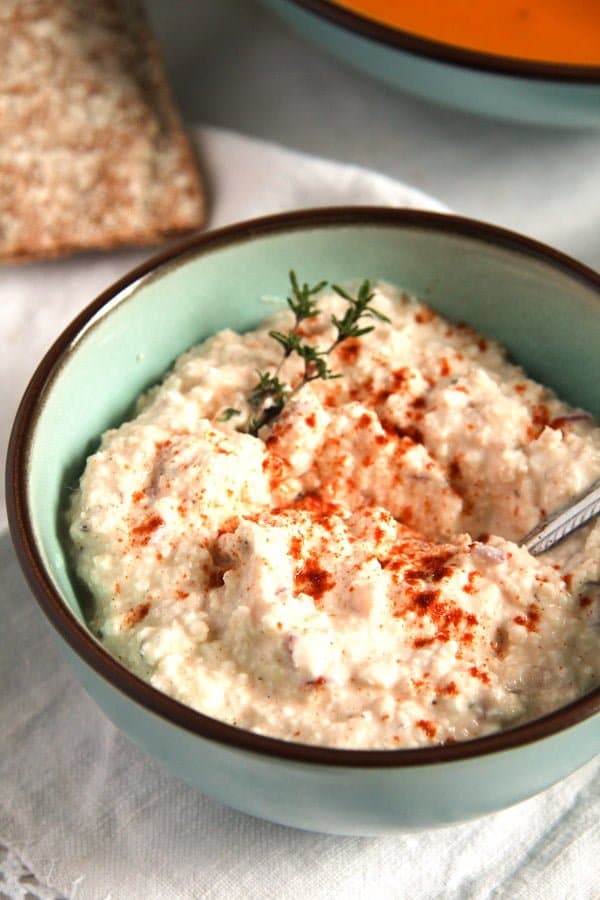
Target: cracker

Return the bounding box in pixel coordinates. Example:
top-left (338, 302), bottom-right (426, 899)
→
top-left (0, 0), bottom-right (205, 262)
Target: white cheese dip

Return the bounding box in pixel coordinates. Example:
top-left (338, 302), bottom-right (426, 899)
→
top-left (69, 283), bottom-right (600, 748)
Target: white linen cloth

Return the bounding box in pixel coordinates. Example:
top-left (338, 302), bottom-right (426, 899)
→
top-left (0, 126), bottom-right (597, 900)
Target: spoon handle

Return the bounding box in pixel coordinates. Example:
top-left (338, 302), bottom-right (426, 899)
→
top-left (522, 477), bottom-right (600, 556)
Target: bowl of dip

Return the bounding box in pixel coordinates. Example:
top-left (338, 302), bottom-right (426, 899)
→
top-left (7, 208), bottom-right (600, 834)
top-left (259, 0), bottom-right (600, 127)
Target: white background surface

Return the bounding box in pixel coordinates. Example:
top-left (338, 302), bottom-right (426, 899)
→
top-left (1, 2), bottom-right (599, 898)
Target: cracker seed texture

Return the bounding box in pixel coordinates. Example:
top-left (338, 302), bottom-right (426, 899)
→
top-left (0, 0), bottom-right (205, 262)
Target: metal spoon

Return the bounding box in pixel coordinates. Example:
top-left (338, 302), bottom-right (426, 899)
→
top-left (521, 477), bottom-right (600, 556)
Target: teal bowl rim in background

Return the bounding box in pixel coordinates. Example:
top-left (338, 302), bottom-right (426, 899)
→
top-left (282, 0), bottom-right (600, 82)
top-left (6, 207), bottom-right (600, 769)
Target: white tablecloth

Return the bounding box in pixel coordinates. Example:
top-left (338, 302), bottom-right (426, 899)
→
top-left (1, 127), bottom-right (598, 900)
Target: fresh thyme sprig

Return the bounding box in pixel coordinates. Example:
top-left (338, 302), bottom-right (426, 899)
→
top-left (247, 371), bottom-right (288, 434)
top-left (330, 279), bottom-right (391, 340)
top-left (227, 271), bottom-right (390, 436)
top-left (286, 270), bottom-right (327, 330)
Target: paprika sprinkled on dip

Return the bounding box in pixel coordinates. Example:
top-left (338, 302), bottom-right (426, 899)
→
top-left (68, 282), bottom-right (600, 749)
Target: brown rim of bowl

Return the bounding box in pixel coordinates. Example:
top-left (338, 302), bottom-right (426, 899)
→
top-left (281, 0), bottom-right (600, 83)
top-left (7, 207), bottom-right (600, 768)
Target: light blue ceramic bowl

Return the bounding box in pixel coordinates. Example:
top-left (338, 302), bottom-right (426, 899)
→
top-left (7, 209), bottom-right (600, 835)
top-left (260, 0), bottom-right (600, 128)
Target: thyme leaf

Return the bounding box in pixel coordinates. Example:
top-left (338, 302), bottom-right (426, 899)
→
top-left (287, 271), bottom-right (328, 325)
top-left (217, 407), bottom-right (241, 422)
top-left (249, 370), bottom-right (289, 411)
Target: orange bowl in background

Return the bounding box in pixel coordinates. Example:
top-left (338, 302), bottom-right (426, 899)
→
top-left (260, 0), bottom-right (600, 127)
top-left (334, 0), bottom-right (600, 67)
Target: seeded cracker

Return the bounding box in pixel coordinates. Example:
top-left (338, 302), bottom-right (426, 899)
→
top-left (0, 0), bottom-right (205, 262)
